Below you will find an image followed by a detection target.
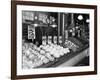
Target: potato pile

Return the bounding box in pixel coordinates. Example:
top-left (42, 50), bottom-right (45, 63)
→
top-left (22, 43), bottom-right (70, 69)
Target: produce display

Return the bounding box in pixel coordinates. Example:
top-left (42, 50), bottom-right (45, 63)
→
top-left (22, 43), bottom-right (70, 69)
top-left (22, 12), bottom-right (89, 69)
top-left (64, 39), bottom-right (79, 52)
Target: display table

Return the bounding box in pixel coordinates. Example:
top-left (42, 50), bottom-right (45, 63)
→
top-left (37, 44), bottom-right (89, 68)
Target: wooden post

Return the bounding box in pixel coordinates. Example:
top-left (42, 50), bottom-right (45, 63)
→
top-left (57, 13), bottom-right (60, 44)
top-left (62, 13), bottom-right (65, 45)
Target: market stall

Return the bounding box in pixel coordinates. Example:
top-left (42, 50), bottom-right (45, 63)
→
top-left (22, 11), bottom-right (89, 69)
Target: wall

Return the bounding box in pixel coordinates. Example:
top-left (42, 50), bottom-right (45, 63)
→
top-left (0, 0), bottom-right (100, 80)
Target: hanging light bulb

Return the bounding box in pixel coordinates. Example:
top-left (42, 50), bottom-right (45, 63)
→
top-left (78, 15), bottom-right (83, 20)
top-left (50, 24), bottom-right (57, 28)
top-left (70, 29), bottom-right (73, 32)
top-left (86, 19), bottom-right (90, 23)
top-left (76, 26), bottom-right (79, 29)
top-left (33, 23), bottom-right (38, 27)
top-left (51, 24), bottom-right (57, 28)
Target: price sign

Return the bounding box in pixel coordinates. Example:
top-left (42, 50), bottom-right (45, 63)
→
top-left (28, 25), bottom-right (35, 40)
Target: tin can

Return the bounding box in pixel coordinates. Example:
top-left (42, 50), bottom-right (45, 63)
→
top-left (59, 36), bottom-right (62, 44)
top-left (53, 36), bottom-right (57, 44)
top-left (48, 36), bottom-right (52, 44)
top-left (42, 36), bottom-right (46, 45)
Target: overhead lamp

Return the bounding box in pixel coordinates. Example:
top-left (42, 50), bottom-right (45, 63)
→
top-left (70, 29), bottom-right (73, 32)
top-left (50, 18), bottom-right (57, 28)
top-left (76, 26), bottom-right (79, 29)
top-left (78, 15), bottom-right (83, 20)
top-left (86, 19), bottom-right (90, 23)
top-left (50, 22), bottom-right (57, 28)
top-left (33, 23), bottom-right (38, 27)
top-left (32, 16), bottom-right (39, 27)
top-left (51, 24), bottom-right (57, 28)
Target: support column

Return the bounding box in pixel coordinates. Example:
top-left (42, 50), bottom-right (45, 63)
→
top-left (62, 13), bottom-right (65, 45)
top-left (57, 13), bottom-right (60, 44)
